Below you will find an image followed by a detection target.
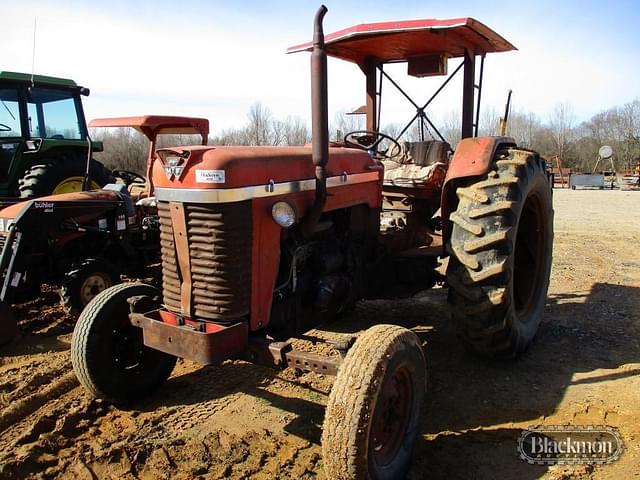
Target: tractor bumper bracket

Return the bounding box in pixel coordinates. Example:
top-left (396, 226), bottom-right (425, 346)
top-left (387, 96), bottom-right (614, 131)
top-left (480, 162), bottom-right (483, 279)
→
top-left (130, 310), bottom-right (248, 365)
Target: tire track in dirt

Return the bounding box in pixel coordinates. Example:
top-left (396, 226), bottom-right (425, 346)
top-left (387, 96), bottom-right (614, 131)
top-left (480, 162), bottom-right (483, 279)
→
top-left (0, 351), bottom-right (72, 404)
top-left (0, 371), bottom-right (78, 433)
top-left (0, 352), bottom-right (328, 479)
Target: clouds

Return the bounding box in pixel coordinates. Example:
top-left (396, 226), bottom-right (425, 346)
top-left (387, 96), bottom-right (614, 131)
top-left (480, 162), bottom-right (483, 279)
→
top-left (4, 1), bottom-right (637, 135)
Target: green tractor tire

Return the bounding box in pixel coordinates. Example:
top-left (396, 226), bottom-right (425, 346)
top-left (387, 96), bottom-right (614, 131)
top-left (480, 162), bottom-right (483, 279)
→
top-left (18, 153), bottom-right (114, 198)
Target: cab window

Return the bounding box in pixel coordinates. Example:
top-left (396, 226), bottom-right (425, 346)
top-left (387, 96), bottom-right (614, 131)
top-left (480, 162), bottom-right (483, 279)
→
top-left (0, 89), bottom-right (21, 138)
top-left (26, 88), bottom-right (83, 140)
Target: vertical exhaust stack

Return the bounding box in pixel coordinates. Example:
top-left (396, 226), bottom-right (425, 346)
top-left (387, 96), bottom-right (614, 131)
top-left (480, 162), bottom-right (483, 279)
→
top-left (303, 5), bottom-right (329, 238)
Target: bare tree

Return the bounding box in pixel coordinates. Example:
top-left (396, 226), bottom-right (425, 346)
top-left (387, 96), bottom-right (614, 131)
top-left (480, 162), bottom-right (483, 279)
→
top-left (94, 96), bottom-right (640, 176)
top-left (92, 129), bottom-right (205, 174)
top-left (440, 109), bottom-right (462, 148)
top-left (619, 100), bottom-right (640, 171)
top-left (92, 127), bottom-right (147, 174)
top-left (576, 99), bottom-right (640, 172)
top-left (507, 110), bottom-right (550, 150)
top-left (281, 116), bottom-right (309, 146)
top-left (478, 106), bottom-right (499, 137)
top-left (211, 105), bottom-right (310, 146)
top-left (270, 119), bottom-right (286, 146)
top-left (381, 123), bottom-right (403, 141)
top-left (549, 101), bottom-right (575, 164)
top-left (213, 127), bottom-right (250, 146)
top-left (330, 109), bottom-right (364, 141)
top-left (246, 102), bottom-right (273, 146)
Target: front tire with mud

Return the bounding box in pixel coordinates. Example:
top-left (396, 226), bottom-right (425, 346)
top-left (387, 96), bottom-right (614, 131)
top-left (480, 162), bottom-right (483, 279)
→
top-left (71, 283), bottom-right (176, 404)
top-left (446, 148), bottom-right (553, 357)
top-left (322, 324), bottom-right (426, 480)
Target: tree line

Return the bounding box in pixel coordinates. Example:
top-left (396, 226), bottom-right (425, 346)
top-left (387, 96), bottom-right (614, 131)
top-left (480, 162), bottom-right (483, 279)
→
top-left (501, 99), bottom-right (640, 173)
top-left (93, 98), bottom-right (640, 175)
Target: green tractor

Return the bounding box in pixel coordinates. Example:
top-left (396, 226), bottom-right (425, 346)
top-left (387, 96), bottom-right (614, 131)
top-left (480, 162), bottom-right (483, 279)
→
top-left (0, 71), bottom-right (113, 200)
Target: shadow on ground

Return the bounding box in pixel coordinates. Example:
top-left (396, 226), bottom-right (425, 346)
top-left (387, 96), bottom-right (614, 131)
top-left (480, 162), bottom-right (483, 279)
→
top-left (123, 281), bottom-right (639, 479)
top-left (2, 279), bottom-right (636, 480)
top-left (124, 280), bottom-right (639, 479)
top-left (407, 282), bottom-right (638, 479)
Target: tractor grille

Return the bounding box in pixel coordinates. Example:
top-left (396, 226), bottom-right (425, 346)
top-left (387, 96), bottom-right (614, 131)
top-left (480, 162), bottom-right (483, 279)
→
top-left (158, 201), bottom-right (252, 321)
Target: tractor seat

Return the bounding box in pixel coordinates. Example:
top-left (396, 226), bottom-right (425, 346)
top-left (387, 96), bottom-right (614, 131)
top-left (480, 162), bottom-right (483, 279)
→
top-left (102, 183), bottom-right (135, 217)
top-left (382, 140), bottom-right (450, 190)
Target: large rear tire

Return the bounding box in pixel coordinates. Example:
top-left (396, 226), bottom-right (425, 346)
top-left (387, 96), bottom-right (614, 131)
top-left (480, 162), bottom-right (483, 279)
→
top-left (71, 283), bottom-right (176, 404)
top-left (446, 148), bottom-right (553, 357)
top-left (19, 154), bottom-right (114, 198)
top-left (322, 324), bottom-right (426, 480)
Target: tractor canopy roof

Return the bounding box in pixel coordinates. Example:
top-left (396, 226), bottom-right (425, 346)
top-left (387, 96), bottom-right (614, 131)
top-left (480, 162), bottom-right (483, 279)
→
top-left (89, 115), bottom-right (210, 143)
top-left (287, 17), bottom-right (515, 65)
top-left (0, 71), bottom-right (79, 88)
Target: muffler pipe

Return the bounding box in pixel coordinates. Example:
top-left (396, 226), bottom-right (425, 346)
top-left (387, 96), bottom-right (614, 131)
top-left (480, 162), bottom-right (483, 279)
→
top-left (303, 4), bottom-right (329, 238)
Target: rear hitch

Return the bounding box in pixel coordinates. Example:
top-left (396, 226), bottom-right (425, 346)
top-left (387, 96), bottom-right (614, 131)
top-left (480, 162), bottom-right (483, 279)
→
top-left (243, 336), bottom-right (342, 376)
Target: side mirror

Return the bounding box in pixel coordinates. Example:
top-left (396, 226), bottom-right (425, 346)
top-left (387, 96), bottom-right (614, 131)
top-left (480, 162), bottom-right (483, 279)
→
top-left (79, 87), bottom-right (91, 96)
top-left (91, 140), bottom-right (104, 152)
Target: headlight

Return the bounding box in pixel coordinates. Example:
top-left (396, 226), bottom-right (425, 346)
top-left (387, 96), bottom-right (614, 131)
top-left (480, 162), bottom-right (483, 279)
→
top-left (271, 201), bottom-right (296, 228)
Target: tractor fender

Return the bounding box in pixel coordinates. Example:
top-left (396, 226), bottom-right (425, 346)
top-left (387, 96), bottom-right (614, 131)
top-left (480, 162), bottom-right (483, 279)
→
top-left (0, 189), bottom-right (123, 220)
top-left (0, 190), bottom-right (124, 238)
top-left (440, 136), bottom-right (516, 250)
top-left (0, 190), bottom-right (126, 302)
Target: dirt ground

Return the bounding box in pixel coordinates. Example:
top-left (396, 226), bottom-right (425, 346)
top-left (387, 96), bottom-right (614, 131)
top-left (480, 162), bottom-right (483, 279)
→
top-left (0, 188), bottom-right (638, 479)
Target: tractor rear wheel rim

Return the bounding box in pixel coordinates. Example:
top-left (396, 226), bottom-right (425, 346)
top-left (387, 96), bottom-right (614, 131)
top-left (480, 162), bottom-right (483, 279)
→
top-left (52, 176), bottom-right (100, 194)
top-left (80, 273), bottom-right (112, 305)
top-left (513, 190), bottom-right (547, 319)
top-left (370, 365), bottom-right (414, 466)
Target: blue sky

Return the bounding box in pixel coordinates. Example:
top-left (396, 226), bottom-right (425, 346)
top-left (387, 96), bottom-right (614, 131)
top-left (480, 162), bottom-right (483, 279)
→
top-left (4, 0), bottom-right (639, 134)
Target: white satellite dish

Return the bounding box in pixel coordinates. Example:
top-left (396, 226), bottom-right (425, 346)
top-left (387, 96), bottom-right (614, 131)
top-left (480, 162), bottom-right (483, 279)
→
top-left (599, 145), bottom-right (613, 159)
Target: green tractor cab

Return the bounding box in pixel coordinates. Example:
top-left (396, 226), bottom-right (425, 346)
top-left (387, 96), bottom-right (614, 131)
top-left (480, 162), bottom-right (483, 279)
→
top-left (0, 71), bottom-right (113, 201)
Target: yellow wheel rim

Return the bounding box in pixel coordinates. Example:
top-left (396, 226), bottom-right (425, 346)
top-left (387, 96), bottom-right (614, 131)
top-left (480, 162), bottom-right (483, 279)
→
top-left (52, 176), bottom-right (101, 195)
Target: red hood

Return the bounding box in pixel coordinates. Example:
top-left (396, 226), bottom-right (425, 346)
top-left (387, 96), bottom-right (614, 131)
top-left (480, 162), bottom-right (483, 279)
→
top-left (151, 145), bottom-right (375, 190)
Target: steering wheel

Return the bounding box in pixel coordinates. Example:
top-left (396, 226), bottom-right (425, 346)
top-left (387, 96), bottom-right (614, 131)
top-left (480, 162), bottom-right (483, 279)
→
top-left (344, 130), bottom-right (402, 160)
top-left (0, 123), bottom-right (11, 132)
top-left (113, 169), bottom-right (146, 187)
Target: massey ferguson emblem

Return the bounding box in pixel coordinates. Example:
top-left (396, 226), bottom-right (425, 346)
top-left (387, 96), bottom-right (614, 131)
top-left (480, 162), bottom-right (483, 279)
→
top-left (163, 156), bottom-right (185, 180)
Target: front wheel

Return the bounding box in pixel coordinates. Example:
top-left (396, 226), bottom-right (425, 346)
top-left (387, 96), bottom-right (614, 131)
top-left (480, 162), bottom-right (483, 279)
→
top-left (60, 258), bottom-right (119, 314)
top-left (71, 283), bottom-right (176, 404)
top-left (446, 147), bottom-right (553, 357)
top-left (322, 324), bottom-right (426, 480)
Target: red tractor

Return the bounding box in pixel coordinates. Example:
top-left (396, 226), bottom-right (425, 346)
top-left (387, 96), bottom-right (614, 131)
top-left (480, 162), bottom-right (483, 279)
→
top-left (71, 7), bottom-right (553, 479)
